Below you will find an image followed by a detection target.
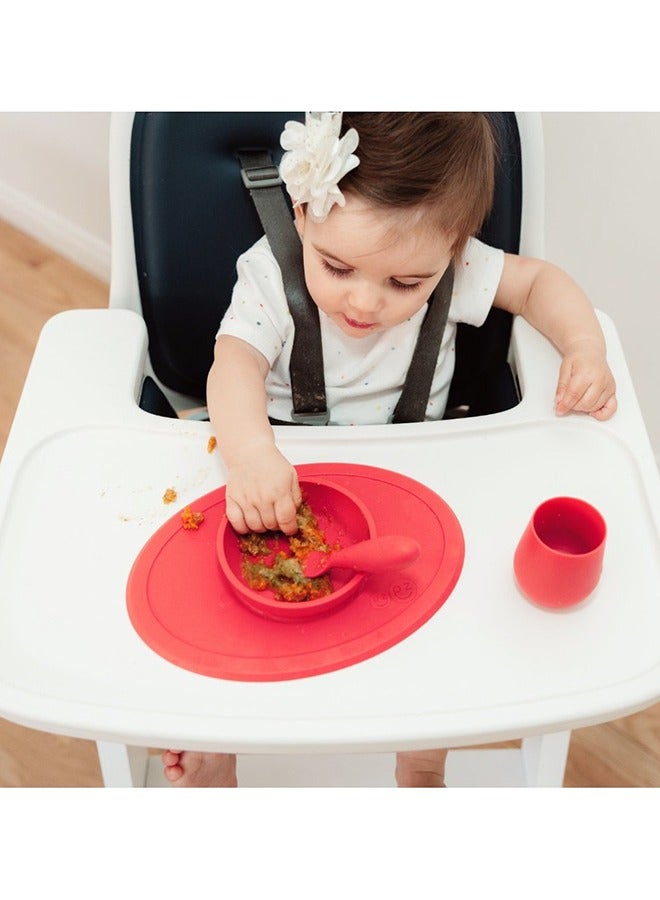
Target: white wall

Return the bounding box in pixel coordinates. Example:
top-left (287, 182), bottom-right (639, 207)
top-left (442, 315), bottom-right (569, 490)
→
top-left (0, 112), bottom-right (111, 279)
top-left (0, 111), bottom-right (658, 457)
top-left (542, 112), bottom-right (660, 459)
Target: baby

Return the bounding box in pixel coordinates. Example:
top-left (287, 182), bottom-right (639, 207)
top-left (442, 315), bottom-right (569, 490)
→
top-left (162, 112), bottom-right (616, 787)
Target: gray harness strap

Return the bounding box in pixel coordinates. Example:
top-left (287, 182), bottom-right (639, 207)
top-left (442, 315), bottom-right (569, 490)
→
top-left (238, 150), bottom-right (328, 424)
top-left (391, 262), bottom-right (454, 423)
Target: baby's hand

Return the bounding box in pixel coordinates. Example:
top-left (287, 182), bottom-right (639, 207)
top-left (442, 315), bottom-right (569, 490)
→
top-left (555, 342), bottom-right (617, 421)
top-left (224, 444), bottom-right (302, 535)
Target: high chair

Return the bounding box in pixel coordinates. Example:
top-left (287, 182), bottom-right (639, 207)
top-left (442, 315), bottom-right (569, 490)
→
top-left (0, 112), bottom-right (659, 787)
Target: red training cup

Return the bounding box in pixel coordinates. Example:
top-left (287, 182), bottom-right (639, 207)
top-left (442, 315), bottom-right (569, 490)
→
top-left (513, 497), bottom-right (606, 608)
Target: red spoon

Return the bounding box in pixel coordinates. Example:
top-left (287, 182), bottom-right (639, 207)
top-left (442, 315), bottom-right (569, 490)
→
top-left (302, 535), bottom-right (421, 578)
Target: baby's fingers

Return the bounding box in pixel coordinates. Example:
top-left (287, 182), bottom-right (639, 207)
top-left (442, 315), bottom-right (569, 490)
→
top-left (555, 374), bottom-right (591, 415)
top-left (274, 496), bottom-right (300, 535)
top-left (228, 501), bottom-right (295, 535)
top-left (225, 496), bottom-right (260, 534)
top-left (274, 473), bottom-right (303, 535)
top-left (554, 357), bottom-right (575, 414)
top-left (589, 394), bottom-right (618, 421)
top-left (555, 358), bottom-right (616, 417)
top-left (225, 474), bottom-right (303, 535)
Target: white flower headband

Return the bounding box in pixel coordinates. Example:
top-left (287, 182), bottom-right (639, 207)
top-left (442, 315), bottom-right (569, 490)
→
top-left (279, 112), bottom-right (360, 222)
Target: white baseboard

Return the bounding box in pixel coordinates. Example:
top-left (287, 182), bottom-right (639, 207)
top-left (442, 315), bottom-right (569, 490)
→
top-left (0, 178), bottom-right (111, 282)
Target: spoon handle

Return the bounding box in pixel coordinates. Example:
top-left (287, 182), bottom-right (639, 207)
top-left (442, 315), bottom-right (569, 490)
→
top-left (304, 535), bottom-right (421, 577)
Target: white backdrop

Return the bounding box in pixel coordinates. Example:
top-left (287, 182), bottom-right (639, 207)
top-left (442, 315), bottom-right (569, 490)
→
top-left (0, 111), bottom-right (658, 458)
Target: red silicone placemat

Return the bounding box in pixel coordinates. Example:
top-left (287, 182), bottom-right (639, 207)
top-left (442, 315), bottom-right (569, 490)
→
top-left (126, 463), bottom-right (465, 681)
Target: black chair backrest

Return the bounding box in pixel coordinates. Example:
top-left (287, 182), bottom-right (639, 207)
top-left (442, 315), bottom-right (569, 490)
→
top-left (130, 112), bottom-right (522, 414)
top-left (449, 112), bottom-right (522, 415)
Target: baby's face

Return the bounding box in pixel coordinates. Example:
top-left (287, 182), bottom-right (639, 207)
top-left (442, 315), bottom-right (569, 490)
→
top-left (294, 195), bottom-right (453, 338)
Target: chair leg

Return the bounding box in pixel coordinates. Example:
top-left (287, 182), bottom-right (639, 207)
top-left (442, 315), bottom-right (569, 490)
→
top-left (96, 741), bottom-right (150, 787)
top-left (521, 731), bottom-right (570, 787)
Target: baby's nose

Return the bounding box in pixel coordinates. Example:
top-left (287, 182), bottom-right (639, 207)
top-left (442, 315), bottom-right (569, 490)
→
top-left (348, 286), bottom-right (382, 314)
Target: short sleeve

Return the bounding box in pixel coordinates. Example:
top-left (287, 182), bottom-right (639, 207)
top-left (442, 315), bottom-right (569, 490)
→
top-left (216, 237), bottom-right (293, 366)
top-left (449, 237), bottom-right (505, 327)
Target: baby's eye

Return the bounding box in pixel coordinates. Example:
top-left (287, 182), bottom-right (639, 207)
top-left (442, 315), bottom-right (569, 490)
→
top-left (321, 258), bottom-right (352, 278)
top-left (391, 279), bottom-right (422, 292)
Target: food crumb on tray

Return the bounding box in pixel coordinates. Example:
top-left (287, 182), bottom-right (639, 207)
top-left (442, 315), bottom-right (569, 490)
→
top-left (181, 506), bottom-right (205, 529)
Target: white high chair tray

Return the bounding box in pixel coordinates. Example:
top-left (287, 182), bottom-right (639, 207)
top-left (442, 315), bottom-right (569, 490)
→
top-left (0, 308), bottom-right (659, 754)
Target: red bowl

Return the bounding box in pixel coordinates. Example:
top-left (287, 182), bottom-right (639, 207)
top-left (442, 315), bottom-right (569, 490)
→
top-left (217, 477), bottom-right (376, 621)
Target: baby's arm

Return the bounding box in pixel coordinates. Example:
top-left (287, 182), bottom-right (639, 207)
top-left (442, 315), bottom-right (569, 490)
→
top-left (207, 335), bottom-right (302, 534)
top-left (494, 255), bottom-right (617, 420)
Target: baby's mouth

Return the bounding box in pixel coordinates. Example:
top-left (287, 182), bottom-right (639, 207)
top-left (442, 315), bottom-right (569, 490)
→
top-left (343, 315), bottom-right (376, 330)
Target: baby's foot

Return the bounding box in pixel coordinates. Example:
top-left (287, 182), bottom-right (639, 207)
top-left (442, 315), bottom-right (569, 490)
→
top-left (395, 749), bottom-right (448, 788)
top-left (161, 750), bottom-right (237, 787)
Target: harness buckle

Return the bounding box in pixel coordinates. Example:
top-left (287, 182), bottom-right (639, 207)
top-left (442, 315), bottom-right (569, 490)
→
top-left (289, 408), bottom-right (330, 426)
top-left (241, 165), bottom-right (282, 190)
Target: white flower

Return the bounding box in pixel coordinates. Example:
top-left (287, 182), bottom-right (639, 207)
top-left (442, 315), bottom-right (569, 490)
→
top-left (279, 112), bottom-right (359, 222)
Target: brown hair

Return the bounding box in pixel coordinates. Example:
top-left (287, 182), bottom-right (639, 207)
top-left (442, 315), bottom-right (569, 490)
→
top-left (339, 112), bottom-right (497, 258)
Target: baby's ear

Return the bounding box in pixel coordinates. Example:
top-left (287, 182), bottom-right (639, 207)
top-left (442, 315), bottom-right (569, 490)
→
top-left (293, 203), bottom-right (306, 237)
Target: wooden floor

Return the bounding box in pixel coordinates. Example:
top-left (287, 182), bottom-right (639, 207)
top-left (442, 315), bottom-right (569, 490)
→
top-left (1, 218), bottom-right (660, 787)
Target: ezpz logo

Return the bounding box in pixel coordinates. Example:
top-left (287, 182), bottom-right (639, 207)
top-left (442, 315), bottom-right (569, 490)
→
top-left (369, 579), bottom-right (417, 609)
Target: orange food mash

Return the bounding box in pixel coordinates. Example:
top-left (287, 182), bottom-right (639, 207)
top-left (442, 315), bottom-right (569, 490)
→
top-left (238, 500), bottom-right (335, 602)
